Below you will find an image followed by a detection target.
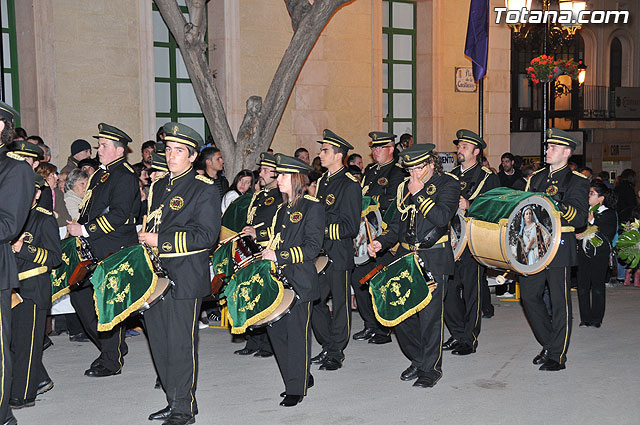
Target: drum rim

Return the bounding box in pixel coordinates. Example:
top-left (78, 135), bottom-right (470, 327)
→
top-left (355, 208), bottom-right (384, 265)
top-left (249, 288), bottom-right (297, 329)
top-left (139, 277), bottom-right (173, 312)
top-left (451, 209), bottom-right (468, 262)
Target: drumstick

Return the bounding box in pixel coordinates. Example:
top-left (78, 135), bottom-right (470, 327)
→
top-left (64, 218), bottom-right (77, 239)
top-left (141, 215), bottom-right (147, 233)
top-left (400, 166), bottom-right (432, 204)
top-left (364, 217), bottom-right (376, 259)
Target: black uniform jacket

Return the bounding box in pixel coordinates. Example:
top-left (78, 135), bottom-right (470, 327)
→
top-left (147, 168), bottom-right (220, 299)
top-left (271, 195), bottom-right (325, 303)
top-left (377, 173), bottom-right (460, 277)
top-left (451, 162), bottom-right (500, 203)
top-left (580, 207), bottom-right (617, 258)
top-left (78, 156), bottom-right (141, 259)
top-left (315, 166), bottom-right (361, 270)
top-left (0, 151), bottom-right (35, 290)
top-left (526, 164), bottom-right (589, 267)
top-left (246, 187), bottom-right (283, 247)
top-left (361, 160), bottom-right (407, 214)
top-left (38, 182), bottom-right (53, 211)
top-left (15, 206), bottom-right (62, 309)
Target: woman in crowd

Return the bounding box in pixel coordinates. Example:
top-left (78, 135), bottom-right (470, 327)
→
top-left (64, 168), bottom-right (89, 221)
top-left (221, 169), bottom-right (254, 213)
top-left (577, 180), bottom-right (618, 327)
top-left (36, 162), bottom-right (59, 208)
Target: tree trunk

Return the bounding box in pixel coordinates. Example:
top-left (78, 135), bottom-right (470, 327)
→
top-left (154, 0), bottom-right (353, 178)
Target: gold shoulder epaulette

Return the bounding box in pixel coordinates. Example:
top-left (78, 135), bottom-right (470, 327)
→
top-left (152, 172), bottom-right (169, 182)
top-left (36, 206), bottom-right (53, 216)
top-left (123, 162), bottom-right (135, 173)
top-left (345, 172), bottom-right (359, 183)
top-left (573, 170), bottom-right (588, 179)
top-left (304, 194), bottom-right (319, 202)
top-left (445, 172), bottom-right (459, 180)
top-left (482, 166), bottom-right (493, 174)
top-left (7, 152), bottom-right (24, 161)
top-left (531, 168), bottom-right (545, 177)
top-left (195, 174), bottom-right (214, 184)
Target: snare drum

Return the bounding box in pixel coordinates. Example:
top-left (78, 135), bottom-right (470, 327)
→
top-left (314, 251), bottom-right (331, 275)
top-left (466, 188), bottom-right (561, 275)
top-left (68, 236), bottom-right (97, 288)
top-left (354, 200), bottom-right (383, 266)
top-left (249, 288), bottom-right (297, 330)
top-left (138, 277), bottom-right (172, 313)
top-left (233, 235), bottom-right (263, 271)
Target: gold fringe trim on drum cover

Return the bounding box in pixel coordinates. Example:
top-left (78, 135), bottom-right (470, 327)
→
top-left (369, 284), bottom-right (433, 328)
top-left (51, 282), bottom-right (71, 303)
top-left (361, 202), bottom-right (380, 219)
top-left (228, 263), bottom-right (285, 335)
top-left (94, 248), bottom-right (159, 332)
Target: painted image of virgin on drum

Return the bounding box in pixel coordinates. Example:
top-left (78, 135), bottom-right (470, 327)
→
top-left (510, 206), bottom-right (552, 266)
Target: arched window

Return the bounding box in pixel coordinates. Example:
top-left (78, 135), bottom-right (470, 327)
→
top-left (609, 37), bottom-right (622, 88)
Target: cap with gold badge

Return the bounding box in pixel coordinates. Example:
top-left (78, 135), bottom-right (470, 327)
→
top-left (11, 141), bottom-right (44, 160)
top-left (400, 143), bottom-right (436, 167)
top-left (0, 100), bottom-right (18, 123)
top-left (162, 122), bottom-right (204, 150)
top-left (546, 128), bottom-right (577, 150)
top-left (275, 154), bottom-right (313, 175)
top-left (258, 152), bottom-right (277, 168)
top-left (317, 129), bottom-right (353, 150)
top-left (453, 129), bottom-right (486, 150)
top-left (368, 131), bottom-right (397, 148)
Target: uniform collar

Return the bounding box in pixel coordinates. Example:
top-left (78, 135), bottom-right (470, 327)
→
top-left (460, 161), bottom-right (478, 175)
top-left (106, 156), bottom-right (125, 170)
top-left (377, 158), bottom-right (394, 169)
top-left (169, 166), bottom-right (193, 185)
top-left (548, 163), bottom-right (568, 177)
top-left (326, 166), bottom-right (345, 180)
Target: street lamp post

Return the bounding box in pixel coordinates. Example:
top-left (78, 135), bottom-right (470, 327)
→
top-left (505, 0), bottom-right (586, 164)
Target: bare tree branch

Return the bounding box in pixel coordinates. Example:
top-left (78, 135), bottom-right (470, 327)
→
top-left (285, 0), bottom-right (313, 31)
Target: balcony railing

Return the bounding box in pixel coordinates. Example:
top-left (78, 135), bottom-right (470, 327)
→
top-left (582, 85), bottom-right (615, 119)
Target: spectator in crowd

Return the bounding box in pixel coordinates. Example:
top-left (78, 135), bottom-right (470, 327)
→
top-left (14, 127), bottom-right (27, 141)
top-left (311, 156), bottom-right (326, 175)
top-left (482, 156), bottom-right (497, 173)
top-left (614, 169), bottom-right (637, 225)
top-left (64, 168), bottom-right (89, 221)
top-left (307, 171), bottom-right (322, 197)
top-left (61, 139), bottom-right (92, 174)
top-left (595, 170), bottom-right (613, 188)
top-left (78, 158), bottom-right (99, 176)
top-left (498, 152), bottom-right (523, 189)
top-left (132, 162), bottom-right (150, 187)
top-left (512, 164), bottom-right (534, 190)
top-left (579, 166), bottom-right (593, 181)
top-left (398, 133), bottom-right (412, 151)
top-left (513, 155), bottom-right (524, 171)
top-left (36, 162), bottom-right (59, 208)
top-left (156, 126), bottom-right (166, 142)
top-left (294, 147), bottom-right (311, 165)
top-left (347, 164), bottom-right (362, 182)
top-left (568, 161), bottom-right (578, 171)
top-left (347, 153), bottom-right (363, 171)
top-left (134, 140), bottom-right (155, 169)
top-left (200, 146), bottom-right (229, 202)
top-left (27, 135), bottom-right (44, 146)
top-left (41, 144), bottom-right (52, 162)
top-left (54, 171), bottom-right (72, 226)
top-left (221, 170), bottom-right (255, 213)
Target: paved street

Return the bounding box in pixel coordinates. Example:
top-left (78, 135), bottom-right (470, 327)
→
top-left (15, 287), bottom-right (640, 425)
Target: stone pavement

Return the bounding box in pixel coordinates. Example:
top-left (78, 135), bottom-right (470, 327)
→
top-left (15, 287), bottom-right (640, 425)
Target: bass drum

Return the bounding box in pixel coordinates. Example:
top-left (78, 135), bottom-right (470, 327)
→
top-left (450, 209), bottom-right (468, 262)
top-left (467, 188), bottom-right (562, 276)
top-left (354, 207), bottom-right (383, 266)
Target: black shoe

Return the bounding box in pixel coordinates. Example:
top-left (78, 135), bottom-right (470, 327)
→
top-left (310, 350), bottom-right (328, 365)
top-left (539, 359), bottom-right (566, 371)
top-left (442, 337), bottom-right (460, 351)
top-left (532, 349), bottom-right (549, 365)
top-left (70, 332), bottom-right (90, 342)
top-left (413, 375), bottom-right (439, 388)
top-left (9, 398), bottom-right (35, 409)
top-left (368, 333), bottom-right (392, 344)
top-left (254, 350), bottom-right (273, 358)
top-left (319, 357), bottom-right (342, 371)
top-left (281, 374), bottom-right (314, 397)
top-left (400, 365), bottom-right (419, 381)
top-left (3, 410), bottom-right (17, 425)
top-left (84, 364), bottom-right (121, 377)
top-left (162, 412), bottom-right (195, 425)
top-left (451, 343), bottom-right (476, 356)
top-left (37, 378), bottom-right (54, 395)
top-left (353, 328), bottom-right (375, 341)
top-left (154, 377), bottom-right (162, 389)
top-left (43, 335), bottom-right (53, 351)
top-left (279, 395), bottom-right (303, 407)
top-left (590, 322), bottom-right (601, 328)
top-left (149, 406), bottom-right (171, 421)
top-left (234, 347), bottom-right (257, 355)
top-left (579, 321), bottom-right (590, 327)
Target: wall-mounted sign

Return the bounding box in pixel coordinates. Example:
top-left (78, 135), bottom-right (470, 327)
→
top-left (614, 88), bottom-right (640, 119)
top-left (439, 152), bottom-right (458, 172)
top-left (603, 142), bottom-right (632, 161)
top-left (455, 67), bottom-right (477, 93)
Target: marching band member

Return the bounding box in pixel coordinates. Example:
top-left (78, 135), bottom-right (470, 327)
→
top-left (311, 130), bottom-right (362, 371)
top-left (351, 131), bottom-right (407, 345)
top-left (0, 101), bottom-right (34, 425)
top-left (368, 143), bottom-right (460, 388)
top-left (138, 122), bottom-right (220, 425)
top-left (66, 123), bottom-right (141, 378)
top-left (10, 174), bottom-right (61, 409)
top-left (443, 130), bottom-right (499, 355)
top-left (235, 152), bottom-right (283, 358)
top-left (261, 154), bottom-right (324, 407)
top-left (521, 129), bottom-right (588, 371)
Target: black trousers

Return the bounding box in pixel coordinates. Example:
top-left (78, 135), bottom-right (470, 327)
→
top-left (145, 292), bottom-right (201, 416)
top-left (312, 266), bottom-right (352, 359)
top-left (0, 289), bottom-right (12, 422)
top-left (70, 284), bottom-right (127, 372)
top-left (577, 251), bottom-right (608, 325)
top-left (351, 253), bottom-right (392, 334)
top-left (267, 301), bottom-right (312, 396)
top-left (444, 254), bottom-right (483, 348)
top-left (244, 329), bottom-right (273, 353)
top-left (520, 267), bottom-right (572, 365)
top-left (395, 274), bottom-right (446, 381)
top-left (10, 300), bottom-right (46, 402)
